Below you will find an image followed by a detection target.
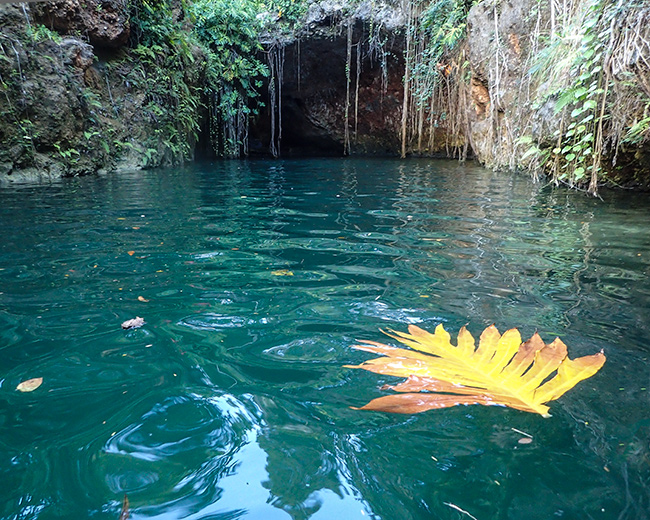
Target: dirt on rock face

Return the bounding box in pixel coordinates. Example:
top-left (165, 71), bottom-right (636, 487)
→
top-left (465, 0), bottom-right (542, 168)
top-left (31, 0), bottom-right (130, 48)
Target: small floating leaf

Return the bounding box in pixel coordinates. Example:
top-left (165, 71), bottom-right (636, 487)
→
top-left (137, 296), bottom-right (149, 302)
top-left (119, 494), bottom-right (129, 520)
top-left (17, 377), bottom-right (43, 392)
top-left (121, 317), bottom-right (145, 330)
top-left (346, 324), bottom-right (605, 416)
top-left (271, 270), bottom-right (294, 276)
top-left (127, 251), bottom-right (135, 256)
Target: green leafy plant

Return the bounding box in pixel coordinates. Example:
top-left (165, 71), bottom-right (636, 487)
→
top-left (189, 0), bottom-right (269, 157)
top-left (126, 0), bottom-right (204, 164)
top-left (53, 142), bottom-right (80, 164)
top-left (521, 0), bottom-right (650, 193)
top-left (27, 24), bottom-right (62, 43)
top-left (542, 1), bottom-right (606, 190)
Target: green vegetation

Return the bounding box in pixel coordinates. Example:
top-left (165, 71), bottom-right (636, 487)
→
top-left (188, 0), bottom-right (268, 157)
top-left (2, 0), bottom-right (650, 192)
top-left (517, 0), bottom-right (615, 192)
top-left (394, 0), bottom-right (650, 194)
top-left (507, 0), bottom-right (650, 194)
top-left (26, 23), bottom-right (63, 44)
top-left (127, 0), bottom-right (205, 162)
top-left (125, 0), bottom-right (308, 159)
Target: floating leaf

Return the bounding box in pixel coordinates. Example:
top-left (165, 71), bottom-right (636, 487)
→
top-left (16, 377), bottom-right (43, 392)
top-left (137, 296), bottom-right (149, 302)
top-left (127, 251), bottom-right (135, 256)
top-left (119, 494), bottom-right (129, 520)
top-left (121, 317), bottom-right (145, 330)
top-left (346, 324), bottom-right (605, 416)
top-left (271, 269), bottom-right (294, 276)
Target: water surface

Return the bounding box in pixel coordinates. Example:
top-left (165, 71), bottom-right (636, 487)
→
top-left (1, 159), bottom-right (649, 519)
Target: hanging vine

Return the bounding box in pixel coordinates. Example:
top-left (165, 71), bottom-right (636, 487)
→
top-left (267, 42), bottom-right (285, 158)
top-left (400, 0), bottom-right (412, 158)
top-left (344, 20), bottom-right (353, 155)
top-left (354, 37), bottom-right (362, 142)
top-left (395, 0), bottom-right (476, 158)
top-left (190, 0), bottom-right (268, 158)
top-left (514, 0), bottom-right (650, 194)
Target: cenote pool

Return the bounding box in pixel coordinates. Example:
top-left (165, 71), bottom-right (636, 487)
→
top-left (0, 158), bottom-right (649, 520)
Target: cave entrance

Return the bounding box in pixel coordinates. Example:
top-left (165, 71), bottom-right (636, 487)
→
top-left (248, 24), bottom-right (404, 158)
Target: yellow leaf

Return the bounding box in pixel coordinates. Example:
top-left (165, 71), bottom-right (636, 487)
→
top-left (16, 377), bottom-right (43, 392)
top-left (346, 324), bottom-right (605, 417)
top-left (271, 269), bottom-right (294, 276)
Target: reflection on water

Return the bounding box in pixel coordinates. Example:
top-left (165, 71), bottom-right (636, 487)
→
top-left (0, 159), bottom-right (649, 519)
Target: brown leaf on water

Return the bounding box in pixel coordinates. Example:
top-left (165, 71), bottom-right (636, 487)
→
top-left (127, 251), bottom-right (135, 256)
top-left (346, 324), bottom-right (606, 416)
top-left (16, 377), bottom-right (43, 392)
top-left (119, 494), bottom-right (129, 520)
top-left (137, 296), bottom-right (149, 302)
top-left (121, 317), bottom-right (145, 330)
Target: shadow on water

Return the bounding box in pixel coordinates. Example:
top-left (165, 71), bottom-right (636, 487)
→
top-left (0, 158), bottom-right (649, 519)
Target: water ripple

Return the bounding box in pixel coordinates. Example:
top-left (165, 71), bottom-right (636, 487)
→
top-left (1, 160), bottom-right (650, 519)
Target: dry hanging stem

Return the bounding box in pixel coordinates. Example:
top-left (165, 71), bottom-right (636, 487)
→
top-left (400, 0), bottom-right (412, 158)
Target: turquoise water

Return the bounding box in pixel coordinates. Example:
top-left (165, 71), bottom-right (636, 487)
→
top-left (0, 158), bottom-right (649, 520)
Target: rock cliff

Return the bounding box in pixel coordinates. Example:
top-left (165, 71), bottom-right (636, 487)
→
top-left (31, 0), bottom-right (130, 48)
top-left (0, 1), bottom-right (203, 182)
top-left (465, 0), bottom-right (650, 190)
top-left (1, 0), bottom-right (648, 190)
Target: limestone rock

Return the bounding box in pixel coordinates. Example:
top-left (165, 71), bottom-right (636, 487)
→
top-left (32, 0), bottom-right (130, 49)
